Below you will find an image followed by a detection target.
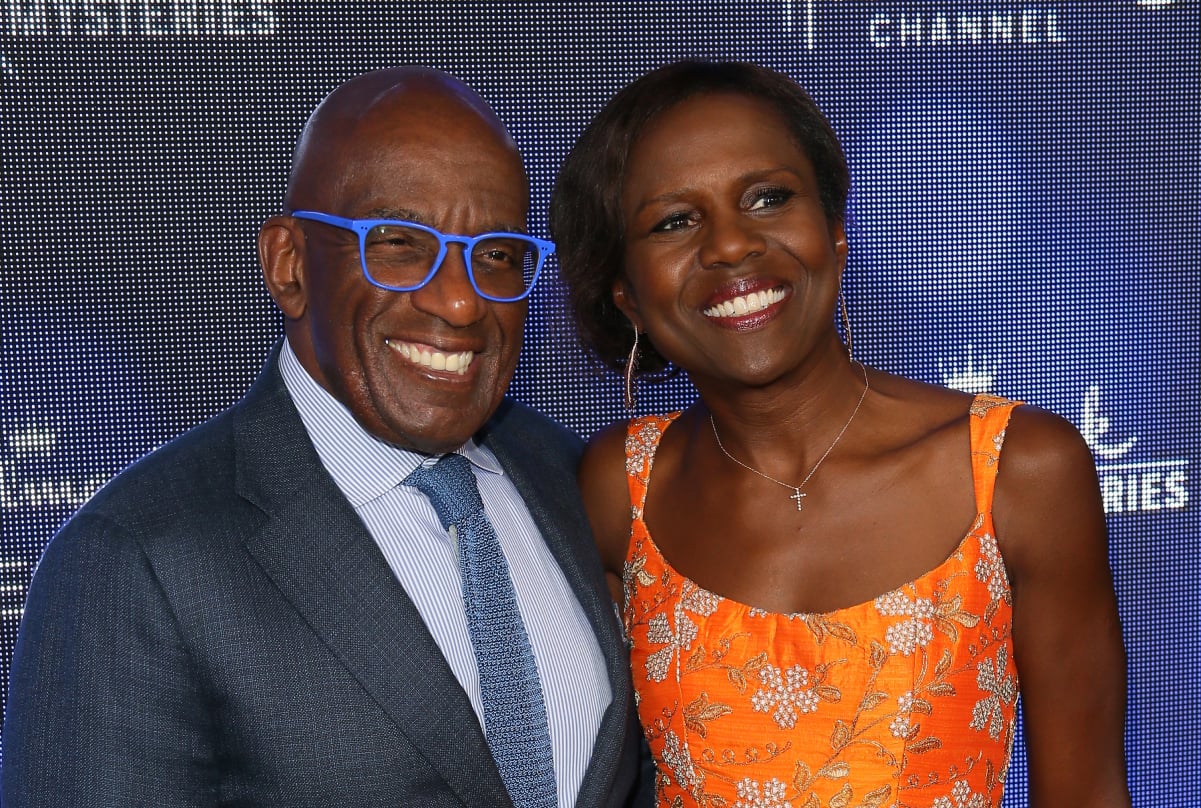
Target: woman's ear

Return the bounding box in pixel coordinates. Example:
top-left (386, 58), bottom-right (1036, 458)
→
top-left (258, 215), bottom-right (309, 321)
top-left (611, 276), bottom-right (645, 333)
top-left (832, 219), bottom-right (849, 271)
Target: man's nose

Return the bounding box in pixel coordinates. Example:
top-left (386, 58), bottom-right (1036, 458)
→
top-left (408, 244), bottom-right (488, 326)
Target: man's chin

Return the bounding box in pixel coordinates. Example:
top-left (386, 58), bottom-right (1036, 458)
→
top-left (358, 367), bottom-right (508, 452)
top-left (374, 407), bottom-right (497, 455)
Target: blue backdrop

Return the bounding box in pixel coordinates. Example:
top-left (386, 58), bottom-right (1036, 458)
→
top-left (2, 2), bottom-right (1197, 804)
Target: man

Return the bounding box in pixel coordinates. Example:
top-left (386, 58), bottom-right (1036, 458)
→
top-left (3, 67), bottom-right (647, 807)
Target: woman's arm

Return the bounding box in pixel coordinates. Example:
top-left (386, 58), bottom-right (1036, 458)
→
top-left (994, 405), bottom-right (1131, 807)
top-left (578, 420), bottom-right (635, 605)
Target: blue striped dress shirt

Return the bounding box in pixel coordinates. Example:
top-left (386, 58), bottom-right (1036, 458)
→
top-left (279, 341), bottom-right (610, 807)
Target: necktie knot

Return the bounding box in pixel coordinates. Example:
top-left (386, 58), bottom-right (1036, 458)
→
top-left (404, 452), bottom-right (481, 527)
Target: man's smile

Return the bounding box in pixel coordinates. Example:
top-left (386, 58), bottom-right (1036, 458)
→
top-left (385, 338), bottom-right (476, 375)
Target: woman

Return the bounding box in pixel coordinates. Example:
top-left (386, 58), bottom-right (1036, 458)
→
top-left (550, 60), bottom-right (1130, 808)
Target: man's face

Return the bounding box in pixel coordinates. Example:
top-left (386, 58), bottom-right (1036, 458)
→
top-left (282, 91), bottom-right (530, 454)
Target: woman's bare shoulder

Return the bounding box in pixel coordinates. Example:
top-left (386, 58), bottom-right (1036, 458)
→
top-left (999, 403), bottom-right (1097, 492)
top-left (993, 402), bottom-right (1106, 572)
top-left (578, 420), bottom-right (635, 578)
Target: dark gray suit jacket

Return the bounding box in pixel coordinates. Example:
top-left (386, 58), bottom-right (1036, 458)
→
top-left (2, 347), bottom-right (648, 807)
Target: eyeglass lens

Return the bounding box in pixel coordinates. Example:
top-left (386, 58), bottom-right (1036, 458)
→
top-left (364, 224), bottom-right (538, 298)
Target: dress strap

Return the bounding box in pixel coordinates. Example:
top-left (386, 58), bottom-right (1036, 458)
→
top-left (624, 413), bottom-right (679, 519)
top-left (968, 395), bottom-right (1022, 514)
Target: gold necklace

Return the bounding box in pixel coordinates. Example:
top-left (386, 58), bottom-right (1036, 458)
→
top-left (709, 362), bottom-right (870, 512)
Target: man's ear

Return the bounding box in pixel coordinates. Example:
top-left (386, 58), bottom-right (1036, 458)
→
top-left (258, 215), bottom-right (308, 321)
top-left (611, 276), bottom-right (645, 333)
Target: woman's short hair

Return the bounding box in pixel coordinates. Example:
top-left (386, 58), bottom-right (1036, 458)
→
top-left (550, 59), bottom-right (850, 376)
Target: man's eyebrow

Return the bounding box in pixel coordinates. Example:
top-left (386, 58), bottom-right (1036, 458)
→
top-left (365, 208), bottom-right (529, 236)
top-left (365, 207), bottom-right (426, 222)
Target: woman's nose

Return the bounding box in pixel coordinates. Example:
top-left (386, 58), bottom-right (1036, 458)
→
top-left (698, 211), bottom-right (766, 268)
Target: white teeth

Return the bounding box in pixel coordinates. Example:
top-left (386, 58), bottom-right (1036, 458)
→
top-left (387, 340), bottom-right (474, 375)
top-left (704, 287), bottom-right (786, 318)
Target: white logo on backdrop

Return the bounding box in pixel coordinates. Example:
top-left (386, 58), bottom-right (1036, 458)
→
top-left (938, 347), bottom-right (1190, 515)
top-left (787, 1), bottom-right (1177, 49)
top-left (0, 425), bottom-right (109, 512)
top-left (784, 3), bottom-right (1071, 49)
top-left (938, 345), bottom-right (998, 395)
top-left (1081, 385), bottom-right (1137, 460)
top-left (2, 1), bottom-right (278, 37)
top-left (1082, 388), bottom-right (1188, 515)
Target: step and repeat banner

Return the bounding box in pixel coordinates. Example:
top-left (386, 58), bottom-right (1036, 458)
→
top-left (2, 2), bottom-right (1197, 802)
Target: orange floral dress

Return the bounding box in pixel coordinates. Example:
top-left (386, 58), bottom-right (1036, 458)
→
top-left (623, 396), bottom-right (1020, 808)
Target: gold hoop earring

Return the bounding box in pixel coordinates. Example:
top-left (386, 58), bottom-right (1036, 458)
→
top-left (623, 328), bottom-right (640, 411)
top-left (839, 287), bottom-right (854, 362)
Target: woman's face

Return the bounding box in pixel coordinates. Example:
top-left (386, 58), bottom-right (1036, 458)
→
top-left (614, 91), bottom-right (847, 390)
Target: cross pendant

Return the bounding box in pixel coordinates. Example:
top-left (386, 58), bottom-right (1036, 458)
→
top-left (790, 488), bottom-right (806, 511)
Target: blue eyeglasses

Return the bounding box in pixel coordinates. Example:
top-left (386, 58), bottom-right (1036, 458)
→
top-left (290, 210), bottom-right (553, 302)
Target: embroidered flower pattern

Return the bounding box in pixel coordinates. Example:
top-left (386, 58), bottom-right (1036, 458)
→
top-left (876, 584), bottom-right (982, 655)
top-left (681, 582), bottom-right (722, 617)
top-left (642, 581), bottom-right (724, 683)
top-left (734, 777), bottom-right (792, 808)
top-left (750, 664), bottom-right (821, 729)
top-left (933, 779), bottom-right (989, 808)
top-left (625, 420), bottom-right (662, 479)
top-left (875, 591), bottom-right (937, 655)
top-left (623, 396), bottom-right (1021, 808)
top-left (661, 731), bottom-right (701, 794)
top-left (972, 646), bottom-right (1018, 740)
top-left (974, 531), bottom-right (1012, 619)
top-left (889, 691), bottom-right (915, 739)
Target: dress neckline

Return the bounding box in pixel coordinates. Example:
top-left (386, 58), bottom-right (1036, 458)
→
top-left (629, 410), bottom-right (989, 620)
top-left (634, 516), bottom-right (983, 620)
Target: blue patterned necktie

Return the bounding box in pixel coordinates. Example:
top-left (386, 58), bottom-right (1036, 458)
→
top-left (404, 452), bottom-right (558, 808)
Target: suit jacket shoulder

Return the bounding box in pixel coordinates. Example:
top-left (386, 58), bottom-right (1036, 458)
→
top-left (4, 349), bottom-right (501, 806)
top-left (481, 398), bottom-right (583, 468)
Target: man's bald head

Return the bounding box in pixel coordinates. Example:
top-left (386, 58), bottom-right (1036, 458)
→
top-left (284, 66), bottom-right (523, 214)
top-left (259, 66), bottom-right (534, 454)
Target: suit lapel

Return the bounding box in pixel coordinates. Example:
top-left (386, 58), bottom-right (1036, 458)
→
top-left (232, 351), bottom-right (512, 808)
top-left (480, 403), bottom-right (636, 807)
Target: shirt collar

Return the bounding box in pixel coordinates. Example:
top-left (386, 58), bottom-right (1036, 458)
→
top-left (278, 339), bottom-right (503, 507)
